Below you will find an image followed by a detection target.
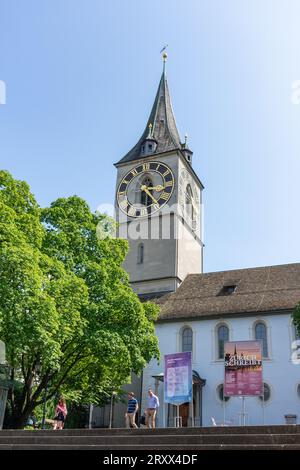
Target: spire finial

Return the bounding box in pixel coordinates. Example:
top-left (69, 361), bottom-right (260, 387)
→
top-left (184, 133), bottom-right (188, 148)
top-left (147, 122), bottom-right (153, 138)
top-left (160, 45), bottom-right (168, 74)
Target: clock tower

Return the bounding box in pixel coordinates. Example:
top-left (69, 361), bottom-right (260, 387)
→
top-left (115, 54), bottom-right (204, 299)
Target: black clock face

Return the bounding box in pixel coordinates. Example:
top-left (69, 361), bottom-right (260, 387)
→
top-left (117, 161), bottom-right (175, 218)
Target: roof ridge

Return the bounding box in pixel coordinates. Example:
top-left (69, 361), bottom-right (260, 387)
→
top-left (166, 285), bottom-right (300, 302)
top-left (185, 262), bottom-right (300, 278)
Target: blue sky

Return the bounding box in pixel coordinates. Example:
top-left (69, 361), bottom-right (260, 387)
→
top-left (1, 0), bottom-right (300, 273)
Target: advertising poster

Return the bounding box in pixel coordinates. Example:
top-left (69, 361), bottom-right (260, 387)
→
top-left (224, 341), bottom-right (263, 397)
top-left (164, 352), bottom-right (192, 404)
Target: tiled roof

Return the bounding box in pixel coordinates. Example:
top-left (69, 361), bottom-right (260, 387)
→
top-left (157, 263), bottom-right (300, 321)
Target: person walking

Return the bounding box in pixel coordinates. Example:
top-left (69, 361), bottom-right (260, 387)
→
top-left (145, 389), bottom-right (159, 429)
top-left (125, 392), bottom-right (138, 429)
top-left (53, 397), bottom-right (68, 430)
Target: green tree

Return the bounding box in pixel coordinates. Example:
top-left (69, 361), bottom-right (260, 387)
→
top-left (293, 304), bottom-right (300, 338)
top-left (0, 171), bottom-right (159, 428)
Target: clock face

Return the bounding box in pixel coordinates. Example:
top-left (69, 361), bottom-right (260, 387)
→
top-left (178, 168), bottom-right (200, 231)
top-left (117, 161), bottom-right (175, 218)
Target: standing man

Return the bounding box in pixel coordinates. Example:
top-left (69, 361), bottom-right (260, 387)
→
top-left (125, 392), bottom-right (138, 428)
top-left (145, 389), bottom-right (159, 429)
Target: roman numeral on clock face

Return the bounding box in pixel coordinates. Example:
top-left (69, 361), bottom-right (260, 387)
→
top-left (119, 199), bottom-right (128, 210)
top-left (164, 180), bottom-right (173, 187)
top-left (131, 168), bottom-right (138, 177)
top-left (142, 163), bottom-right (150, 171)
top-left (140, 207), bottom-right (148, 217)
top-left (160, 191), bottom-right (169, 201)
top-left (128, 206), bottom-right (137, 217)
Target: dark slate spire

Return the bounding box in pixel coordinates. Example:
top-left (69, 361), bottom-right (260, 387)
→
top-left (116, 53), bottom-right (182, 165)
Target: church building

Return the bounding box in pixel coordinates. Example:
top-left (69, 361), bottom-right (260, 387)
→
top-left (95, 54), bottom-right (300, 427)
top-left (114, 51), bottom-right (203, 300)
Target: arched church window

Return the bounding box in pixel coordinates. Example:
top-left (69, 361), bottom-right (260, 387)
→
top-left (258, 383), bottom-right (271, 402)
top-left (137, 243), bottom-right (144, 264)
top-left (254, 322), bottom-right (268, 358)
top-left (182, 327), bottom-right (193, 352)
top-left (141, 177), bottom-right (153, 206)
top-left (217, 384), bottom-right (230, 402)
top-left (185, 184), bottom-right (194, 220)
top-left (217, 325), bottom-right (229, 359)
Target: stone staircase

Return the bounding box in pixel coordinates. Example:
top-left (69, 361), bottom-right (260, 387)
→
top-left (0, 425), bottom-right (300, 450)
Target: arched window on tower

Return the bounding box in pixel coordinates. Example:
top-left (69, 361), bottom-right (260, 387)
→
top-left (217, 324), bottom-right (229, 359)
top-left (137, 243), bottom-right (144, 264)
top-left (185, 184), bottom-right (194, 221)
top-left (182, 327), bottom-right (193, 353)
top-left (141, 177), bottom-right (153, 206)
top-left (254, 322), bottom-right (268, 358)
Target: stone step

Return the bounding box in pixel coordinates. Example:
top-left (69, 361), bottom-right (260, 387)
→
top-left (1, 426), bottom-right (300, 450)
top-left (1, 424), bottom-right (299, 436)
top-left (0, 433), bottom-right (299, 445)
top-left (1, 443), bottom-right (300, 450)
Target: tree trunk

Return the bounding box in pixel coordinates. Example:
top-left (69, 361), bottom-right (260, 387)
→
top-left (9, 406), bottom-right (34, 429)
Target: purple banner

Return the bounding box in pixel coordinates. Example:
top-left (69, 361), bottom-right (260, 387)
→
top-left (224, 341), bottom-right (263, 397)
top-left (164, 352), bottom-right (192, 404)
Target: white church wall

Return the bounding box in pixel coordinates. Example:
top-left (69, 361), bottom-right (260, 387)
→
top-left (143, 312), bottom-right (300, 427)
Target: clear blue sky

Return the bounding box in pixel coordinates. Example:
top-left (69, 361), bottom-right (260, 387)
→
top-left (1, 0), bottom-right (300, 273)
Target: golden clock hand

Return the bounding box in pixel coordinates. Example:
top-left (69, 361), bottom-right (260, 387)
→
top-left (141, 185), bottom-right (158, 204)
top-left (146, 185), bottom-right (165, 192)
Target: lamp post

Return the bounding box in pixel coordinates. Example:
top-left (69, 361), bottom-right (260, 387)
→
top-left (34, 360), bottom-right (48, 429)
top-left (0, 341), bottom-right (11, 430)
top-left (41, 383), bottom-right (48, 429)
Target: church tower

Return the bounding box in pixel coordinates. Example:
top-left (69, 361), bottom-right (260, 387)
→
top-left (115, 54), bottom-right (204, 299)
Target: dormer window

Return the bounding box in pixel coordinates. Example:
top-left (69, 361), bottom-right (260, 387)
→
top-left (218, 285), bottom-right (237, 296)
top-left (141, 140), bottom-right (157, 156)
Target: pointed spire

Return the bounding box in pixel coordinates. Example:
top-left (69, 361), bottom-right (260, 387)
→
top-left (116, 54), bottom-right (182, 165)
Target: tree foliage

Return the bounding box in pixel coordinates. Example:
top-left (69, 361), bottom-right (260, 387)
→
top-left (293, 304), bottom-right (300, 338)
top-left (0, 171), bottom-right (159, 427)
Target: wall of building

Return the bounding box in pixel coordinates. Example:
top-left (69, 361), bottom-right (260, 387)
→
top-left (142, 312), bottom-right (300, 427)
top-left (176, 221), bottom-right (202, 280)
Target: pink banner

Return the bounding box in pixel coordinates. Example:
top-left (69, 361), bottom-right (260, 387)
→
top-left (224, 341), bottom-right (263, 397)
